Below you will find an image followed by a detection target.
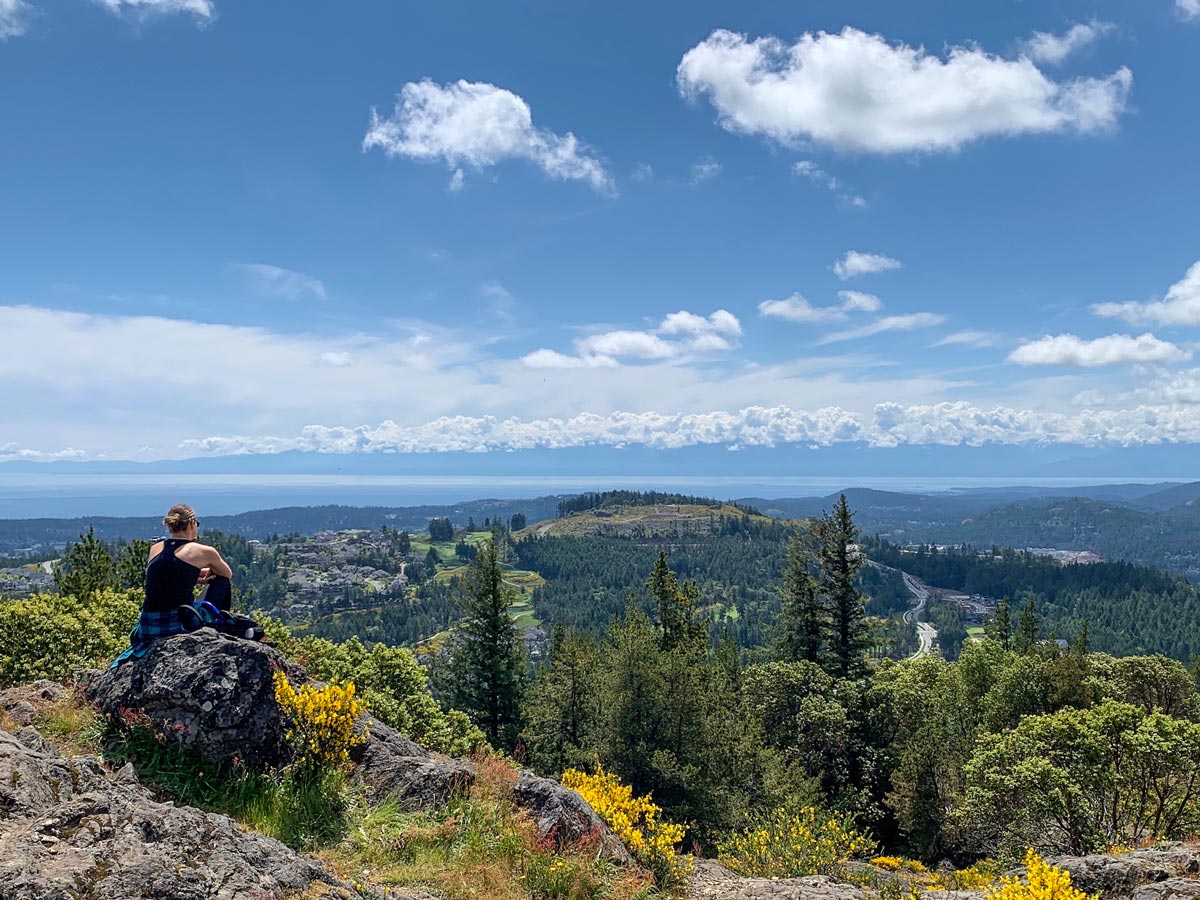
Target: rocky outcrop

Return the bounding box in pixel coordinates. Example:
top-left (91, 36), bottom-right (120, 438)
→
top-left (0, 725), bottom-right (355, 900)
top-left (0, 679), bottom-right (65, 728)
top-left (1051, 847), bottom-right (1200, 900)
top-left (87, 631), bottom-right (303, 767)
top-left (86, 630), bottom-right (631, 862)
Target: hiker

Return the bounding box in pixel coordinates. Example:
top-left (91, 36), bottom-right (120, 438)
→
top-left (111, 504), bottom-right (235, 665)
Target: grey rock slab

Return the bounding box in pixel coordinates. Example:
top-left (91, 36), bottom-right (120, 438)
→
top-left (0, 725), bottom-right (354, 900)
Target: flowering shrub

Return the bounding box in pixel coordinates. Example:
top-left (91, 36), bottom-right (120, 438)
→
top-left (872, 856), bottom-right (928, 873)
top-left (273, 671), bottom-right (368, 774)
top-left (987, 851), bottom-right (1097, 900)
top-left (939, 860), bottom-right (1003, 891)
top-left (718, 805), bottom-right (874, 878)
top-left (561, 764), bottom-right (691, 885)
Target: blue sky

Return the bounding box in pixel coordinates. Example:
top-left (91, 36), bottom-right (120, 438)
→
top-left (2, 0), bottom-right (1199, 463)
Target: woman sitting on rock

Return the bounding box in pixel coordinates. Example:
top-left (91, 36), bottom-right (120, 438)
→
top-left (112, 504), bottom-right (235, 665)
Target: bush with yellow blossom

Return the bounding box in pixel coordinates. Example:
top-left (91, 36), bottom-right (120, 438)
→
top-left (987, 851), bottom-right (1097, 900)
top-left (718, 805), bottom-right (874, 878)
top-left (561, 764), bottom-right (691, 886)
top-left (273, 671), bottom-right (368, 775)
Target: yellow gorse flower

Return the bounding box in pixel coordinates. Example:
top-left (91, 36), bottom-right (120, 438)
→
top-left (273, 670), bottom-right (368, 773)
top-left (561, 765), bottom-right (691, 884)
top-left (987, 851), bottom-right (1097, 900)
top-left (718, 805), bottom-right (874, 878)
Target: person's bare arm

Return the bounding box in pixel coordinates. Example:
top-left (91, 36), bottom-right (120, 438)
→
top-left (196, 545), bottom-right (234, 579)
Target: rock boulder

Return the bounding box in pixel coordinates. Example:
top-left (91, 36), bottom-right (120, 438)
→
top-left (86, 631), bottom-right (303, 766)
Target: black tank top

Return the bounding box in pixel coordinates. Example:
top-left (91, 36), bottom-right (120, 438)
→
top-left (144, 539), bottom-right (200, 612)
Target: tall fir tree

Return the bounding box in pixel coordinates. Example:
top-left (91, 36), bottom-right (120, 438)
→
top-left (444, 536), bottom-right (525, 750)
top-left (1014, 600), bottom-right (1042, 655)
top-left (985, 597), bottom-right (1012, 649)
top-left (777, 533), bottom-right (828, 666)
top-left (523, 626), bottom-right (601, 775)
top-left (816, 494), bottom-right (869, 678)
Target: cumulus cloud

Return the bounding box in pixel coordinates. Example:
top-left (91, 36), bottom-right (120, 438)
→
top-left (1008, 332), bottom-right (1191, 367)
top-left (818, 312), bottom-right (946, 345)
top-left (1091, 261), bottom-right (1200, 326)
top-left (1020, 21), bottom-right (1114, 66)
top-left (834, 250), bottom-right (902, 280)
top-left (758, 291), bottom-right (881, 323)
top-left (0, 0), bottom-right (33, 39)
top-left (183, 398), bottom-right (1200, 456)
top-left (676, 27), bottom-right (1132, 154)
top-left (792, 160), bottom-right (867, 207)
top-left (0, 442), bottom-right (86, 461)
top-left (236, 263), bottom-right (326, 301)
top-left (930, 330), bottom-right (1002, 348)
top-left (1178, 0), bottom-right (1200, 22)
top-left (94, 0), bottom-right (215, 21)
top-left (363, 79), bottom-right (613, 194)
top-left (524, 309), bottom-right (742, 367)
top-left (689, 157), bottom-right (721, 185)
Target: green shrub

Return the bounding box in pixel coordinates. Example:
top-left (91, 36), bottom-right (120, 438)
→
top-left (282, 633), bottom-right (485, 755)
top-left (0, 589), bottom-right (140, 686)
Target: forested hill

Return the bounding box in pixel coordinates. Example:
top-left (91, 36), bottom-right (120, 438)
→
top-left (514, 502), bottom-right (910, 649)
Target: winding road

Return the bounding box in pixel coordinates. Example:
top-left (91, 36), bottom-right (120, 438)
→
top-left (900, 571), bottom-right (938, 660)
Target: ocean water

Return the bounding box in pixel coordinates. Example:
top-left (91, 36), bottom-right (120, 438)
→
top-left (0, 473), bottom-right (1180, 519)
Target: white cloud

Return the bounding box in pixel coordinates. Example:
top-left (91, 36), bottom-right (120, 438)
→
top-left (319, 351), bottom-right (352, 367)
top-left (1020, 21), bottom-right (1114, 66)
top-left (526, 309), bottom-right (742, 367)
top-left (676, 27), bottom-right (1132, 154)
top-left (183, 399), bottom-right (1200, 456)
top-left (94, 0), bottom-right (215, 21)
top-left (236, 263), bottom-right (326, 301)
top-left (930, 330), bottom-right (1002, 348)
top-left (1178, 0), bottom-right (1200, 22)
top-left (0, 0), bottom-right (33, 39)
top-left (363, 79), bottom-right (613, 194)
top-left (818, 312), bottom-right (946, 344)
top-left (0, 443), bottom-right (86, 461)
top-left (659, 309), bottom-right (742, 337)
top-left (1091, 261), bottom-right (1200, 326)
top-left (837, 291), bottom-right (883, 313)
top-left (448, 168), bottom-right (465, 192)
top-left (689, 157), bottom-right (721, 185)
top-left (758, 290), bottom-right (881, 323)
top-left (834, 250), bottom-right (902, 280)
top-left (792, 160), bottom-right (867, 208)
top-left (577, 330), bottom-right (677, 360)
top-left (520, 349), bottom-right (616, 369)
top-left (1008, 332), bottom-right (1191, 367)
top-left (631, 162), bottom-right (654, 182)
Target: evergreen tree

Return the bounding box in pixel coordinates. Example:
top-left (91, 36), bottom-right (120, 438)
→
top-left (1014, 600), bottom-right (1042, 655)
top-left (510, 512), bottom-right (527, 531)
top-left (647, 550), bottom-right (702, 651)
top-left (1075, 619), bottom-right (1091, 657)
top-left (54, 527), bottom-right (116, 599)
top-left (985, 597), bottom-right (1012, 649)
top-left (428, 517), bottom-right (454, 542)
top-left (777, 533), bottom-right (827, 666)
top-left (114, 539), bottom-right (151, 592)
top-left (444, 537), bottom-right (525, 750)
top-left (816, 495), bottom-right (869, 678)
top-left (524, 627), bottom-right (601, 774)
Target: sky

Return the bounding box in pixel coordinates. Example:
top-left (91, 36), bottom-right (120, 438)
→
top-left (1, 0), bottom-right (1200, 466)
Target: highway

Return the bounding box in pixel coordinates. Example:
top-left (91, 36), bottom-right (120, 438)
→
top-left (900, 571), bottom-right (939, 660)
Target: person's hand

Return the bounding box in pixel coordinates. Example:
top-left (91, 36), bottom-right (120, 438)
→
top-left (197, 566), bottom-right (216, 584)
